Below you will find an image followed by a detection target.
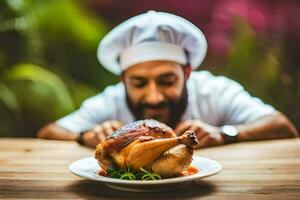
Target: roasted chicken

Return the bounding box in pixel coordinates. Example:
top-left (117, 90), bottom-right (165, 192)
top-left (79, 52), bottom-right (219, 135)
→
top-left (95, 119), bottom-right (199, 178)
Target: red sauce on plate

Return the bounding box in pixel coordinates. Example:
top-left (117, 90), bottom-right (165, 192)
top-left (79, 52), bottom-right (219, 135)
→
top-left (181, 165), bottom-right (199, 176)
top-left (98, 169), bottom-right (107, 176)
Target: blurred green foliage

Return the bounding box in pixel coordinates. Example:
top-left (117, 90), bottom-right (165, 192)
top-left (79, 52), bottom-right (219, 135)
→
top-left (0, 0), bottom-right (299, 137)
top-left (0, 0), bottom-right (117, 137)
top-left (209, 18), bottom-right (299, 131)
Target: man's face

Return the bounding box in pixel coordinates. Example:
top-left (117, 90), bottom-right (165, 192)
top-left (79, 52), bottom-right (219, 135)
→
top-left (122, 60), bottom-right (189, 128)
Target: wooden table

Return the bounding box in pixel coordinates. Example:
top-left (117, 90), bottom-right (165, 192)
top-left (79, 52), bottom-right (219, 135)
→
top-left (0, 138), bottom-right (299, 199)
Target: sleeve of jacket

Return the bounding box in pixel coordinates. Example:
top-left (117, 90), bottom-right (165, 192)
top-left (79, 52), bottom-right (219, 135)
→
top-left (212, 76), bottom-right (276, 125)
top-left (55, 83), bottom-right (123, 133)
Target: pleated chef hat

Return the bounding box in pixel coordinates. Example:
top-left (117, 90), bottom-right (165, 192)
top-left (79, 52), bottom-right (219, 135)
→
top-left (97, 10), bottom-right (207, 75)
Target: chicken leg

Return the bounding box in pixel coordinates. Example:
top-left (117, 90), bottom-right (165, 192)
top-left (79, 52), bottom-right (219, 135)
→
top-left (125, 130), bottom-right (198, 171)
top-left (151, 144), bottom-right (193, 177)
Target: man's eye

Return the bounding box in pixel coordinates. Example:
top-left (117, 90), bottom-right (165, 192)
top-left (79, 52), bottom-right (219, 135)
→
top-left (132, 81), bottom-right (147, 88)
top-left (158, 78), bottom-right (176, 86)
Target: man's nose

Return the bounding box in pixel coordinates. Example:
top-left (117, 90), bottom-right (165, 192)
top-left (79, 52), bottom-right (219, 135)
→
top-left (144, 82), bottom-right (164, 105)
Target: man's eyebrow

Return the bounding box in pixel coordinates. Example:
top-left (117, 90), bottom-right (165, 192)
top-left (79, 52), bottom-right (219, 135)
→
top-left (128, 72), bottom-right (176, 80)
top-left (129, 76), bottom-right (146, 81)
top-left (158, 72), bottom-right (177, 79)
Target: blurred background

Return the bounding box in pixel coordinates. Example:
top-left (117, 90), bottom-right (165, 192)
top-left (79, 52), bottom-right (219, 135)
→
top-left (0, 0), bottom-right (299, 137)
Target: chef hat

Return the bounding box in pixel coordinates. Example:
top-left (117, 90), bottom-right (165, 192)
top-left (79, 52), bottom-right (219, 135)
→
top-left (97, 10), bottom-right (207, 75)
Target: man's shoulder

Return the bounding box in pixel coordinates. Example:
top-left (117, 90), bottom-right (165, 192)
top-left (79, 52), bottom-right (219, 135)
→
top-left (102, 82), bottom-right (125, 97)
top-left (188, 71), bottom-right (243, 94)
top-left (190, 70), bottom-right (231, 82)
top-left (83, 82), bottom-right (125, 105)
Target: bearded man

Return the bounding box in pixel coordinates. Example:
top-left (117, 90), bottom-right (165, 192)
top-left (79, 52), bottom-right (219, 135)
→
top-left (37, 11), bottom-right (298, 148)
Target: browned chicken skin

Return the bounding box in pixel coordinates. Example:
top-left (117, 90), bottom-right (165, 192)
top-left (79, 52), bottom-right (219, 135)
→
top-left (95, 119), bottom-right (199, 178)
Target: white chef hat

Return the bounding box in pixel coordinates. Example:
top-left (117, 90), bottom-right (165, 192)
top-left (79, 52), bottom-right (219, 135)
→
top-left (97, 10), bottom-right (207, 75)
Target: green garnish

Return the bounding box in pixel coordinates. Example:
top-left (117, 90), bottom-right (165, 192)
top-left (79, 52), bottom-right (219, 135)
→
top-left (106, 166), bottom-right (161, 181)
top-left (119, 166), bottom-right (136, 180)
top-left (106, 167), bottom-right (122, 178)
top-left (139, 167), bottom-right (161, 180)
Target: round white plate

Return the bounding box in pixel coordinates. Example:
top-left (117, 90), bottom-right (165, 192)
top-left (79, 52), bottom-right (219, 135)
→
top-left (69, 156), bottom-right (222, 192)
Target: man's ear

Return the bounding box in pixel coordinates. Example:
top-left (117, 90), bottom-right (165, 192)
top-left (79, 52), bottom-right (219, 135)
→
top-left (185, 64), bottom-right (192, 79)
top-left (120, 72), bottom-right (126, 82)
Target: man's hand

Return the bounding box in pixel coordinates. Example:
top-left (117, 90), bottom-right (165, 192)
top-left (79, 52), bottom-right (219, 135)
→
top-left (175, 120), bottom-right (224, 149)
top-left (82, 120), bottom-right (123, 148)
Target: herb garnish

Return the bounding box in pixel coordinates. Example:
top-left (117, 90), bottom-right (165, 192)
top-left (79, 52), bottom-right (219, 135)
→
top-left (106, 166), bottom-right (162, 180)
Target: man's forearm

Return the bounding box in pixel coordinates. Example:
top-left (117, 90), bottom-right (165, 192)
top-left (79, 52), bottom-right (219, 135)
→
top-left (37, 123), bottom-right (78, 141)
top-left (235, 113), bottom-right (298, 142)
top-left (36, 121), bottom-right (121, 148)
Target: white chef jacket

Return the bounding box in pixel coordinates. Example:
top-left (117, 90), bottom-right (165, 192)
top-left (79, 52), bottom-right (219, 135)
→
top-left (56, 71), bottom-right (276, 133)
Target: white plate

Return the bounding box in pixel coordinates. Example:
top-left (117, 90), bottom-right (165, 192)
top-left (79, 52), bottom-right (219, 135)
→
top-left (69, 156), bottom-right (222, 192)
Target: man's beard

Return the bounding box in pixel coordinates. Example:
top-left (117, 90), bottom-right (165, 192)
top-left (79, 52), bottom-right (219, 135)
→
top-left (125, 84), bottom-right (188, 129)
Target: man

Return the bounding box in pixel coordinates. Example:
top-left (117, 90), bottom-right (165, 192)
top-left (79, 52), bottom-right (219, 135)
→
top-left (37, 11), bottom-right (298, 148)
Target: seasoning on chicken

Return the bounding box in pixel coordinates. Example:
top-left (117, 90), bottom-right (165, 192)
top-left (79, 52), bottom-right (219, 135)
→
top-left (95, 119), bottom-right (199, 178)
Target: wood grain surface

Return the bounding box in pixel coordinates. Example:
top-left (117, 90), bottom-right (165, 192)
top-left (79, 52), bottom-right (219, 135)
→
top-left (0, 138), bottom-right (299, 199)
